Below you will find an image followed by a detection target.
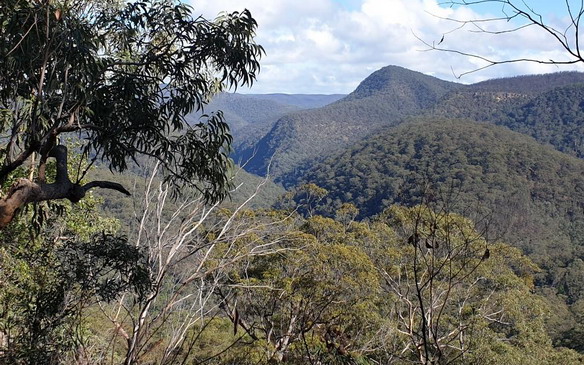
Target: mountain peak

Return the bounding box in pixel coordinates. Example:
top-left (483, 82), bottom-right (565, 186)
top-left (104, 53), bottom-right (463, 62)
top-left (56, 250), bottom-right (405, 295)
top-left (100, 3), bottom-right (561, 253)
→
top-left (345, 65), bottom-right (461, 101)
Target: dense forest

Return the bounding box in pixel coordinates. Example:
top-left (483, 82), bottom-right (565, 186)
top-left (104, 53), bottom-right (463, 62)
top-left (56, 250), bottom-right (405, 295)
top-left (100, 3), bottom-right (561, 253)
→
top-left (62, 70), bottom-right (584, 363)
top-left (4, 172), bottom-right (583, 364)
top-left (293, 119), bottom-right (584, 351)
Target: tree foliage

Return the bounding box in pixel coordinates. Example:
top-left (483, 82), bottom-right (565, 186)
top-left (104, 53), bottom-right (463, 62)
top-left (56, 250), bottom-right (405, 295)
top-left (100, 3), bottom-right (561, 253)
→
top-left (292, 119), bottom-right (584, 355)
top-left (0, 174), bottom-right (149, 364)
top-left (198, 205), bottom-right (581, 364)
top-left (0, 0), bottom-right (263, 227)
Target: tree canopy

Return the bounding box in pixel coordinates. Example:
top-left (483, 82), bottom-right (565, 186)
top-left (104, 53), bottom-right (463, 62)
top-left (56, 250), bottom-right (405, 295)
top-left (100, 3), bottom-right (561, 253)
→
top-left (0, 0), bottom-right (263, 227)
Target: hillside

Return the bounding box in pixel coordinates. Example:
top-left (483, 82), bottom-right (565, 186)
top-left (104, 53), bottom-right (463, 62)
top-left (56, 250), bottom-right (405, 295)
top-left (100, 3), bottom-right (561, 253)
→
top-left (296, 119), bottom-right (584, 270)
top-left (185, 93), bottom-right (300, 154)
top-left (471, 71), bottom-right (584, 93)
top-left (185, 93), bottom-right (346, 159)
top-left (238, 65), bottom-right (461, 179)
top-left (425, 88), bottom-right (529, 123)
top-left (239, 67), bottom-right (584, 183)
top-left (89, 166), bottom-right (285, 231)
top-left (495, 84), bottom-right (584, 158)
top-left (426, 81), bottom-right (584, 158)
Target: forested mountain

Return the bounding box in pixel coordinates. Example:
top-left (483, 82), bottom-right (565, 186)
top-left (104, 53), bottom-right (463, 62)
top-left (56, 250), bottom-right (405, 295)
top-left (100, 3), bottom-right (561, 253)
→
top-left (293, 119), bottom-right (584, 348)
top-left (11, 0), bottom-right (584, 362)
top-left (296, 119), bottom-right (584, 249)
top-left (425, 72), bottom-right (584, 124)
top-left (186, 93), bottom-right (345, 159)
top-left (188, 92), bottom-right (299, 132)
top-left (472, 71), bottom-right (584, 93)
top-left (185, 93), bottom-right (300, 154)
top-left (240, 67), bottom-right (584, 184)
top-left (424, 73), bottom-right (584, 154)
top-left (238, 65), bottom-right (462, 178)
top-left (495, 84), bottom-right (584, 158)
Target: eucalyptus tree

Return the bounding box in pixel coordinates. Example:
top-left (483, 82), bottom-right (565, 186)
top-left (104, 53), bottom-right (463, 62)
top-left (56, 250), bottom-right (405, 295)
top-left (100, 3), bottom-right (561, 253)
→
top-left (0, 0), bottom-right (263, 227)
top-left (377, 205), bottom-right (582, 365)
top-left (88, 166), bottom-right (296, 365)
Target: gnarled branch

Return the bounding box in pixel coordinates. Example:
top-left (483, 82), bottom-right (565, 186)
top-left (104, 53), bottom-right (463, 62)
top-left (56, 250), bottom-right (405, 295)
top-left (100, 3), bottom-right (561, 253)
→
top-left (0, 145), bottom-right (130, 228)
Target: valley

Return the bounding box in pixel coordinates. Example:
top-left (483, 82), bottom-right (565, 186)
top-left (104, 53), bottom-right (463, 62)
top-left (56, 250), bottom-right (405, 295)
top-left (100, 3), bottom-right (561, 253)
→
top-left (197, 66), bottom-right (584, 359)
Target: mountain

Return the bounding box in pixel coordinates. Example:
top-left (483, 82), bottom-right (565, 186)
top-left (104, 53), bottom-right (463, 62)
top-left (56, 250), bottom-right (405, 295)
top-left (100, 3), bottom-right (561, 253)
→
top-left (295, 118), bottom-right (584, 280)
top-left (240, 67), bottom-right (584, 184)
top-left (495, 84), bottom-right (584, 158)
top-left (426, 76), bottom-right (584, 158)
top-left (424, 71), bottom-right (584, 124)
top-left (186, 93), bottom-right (346, 161)
top-left (185, 93), bottom-right (300, 154)
top-left (471, 71), bottom-right (584, 94)
top-left (238, 65), bottom-right (461, 179)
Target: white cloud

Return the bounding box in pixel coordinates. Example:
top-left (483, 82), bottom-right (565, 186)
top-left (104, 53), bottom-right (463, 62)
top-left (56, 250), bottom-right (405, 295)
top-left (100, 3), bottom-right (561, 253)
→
top-left (189, 0), bottom-right (582, 94)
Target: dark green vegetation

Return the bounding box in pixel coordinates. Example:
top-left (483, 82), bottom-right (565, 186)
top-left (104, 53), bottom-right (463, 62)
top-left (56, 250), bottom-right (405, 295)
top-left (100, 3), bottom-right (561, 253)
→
top-left (240, 67), bottom-right (584, 184)
top-left (426, 73), bottom-right (584, 160)
top-left (297, 119), bottom-right (584, 228)
top-left (496, 85), bottom-right (584, 158)
top-left (0, 154), bottom-right (150, 364)
top-left (271, 69), bottom-right (584, 358)
top-left (295, 118), bottom-right (584, 286)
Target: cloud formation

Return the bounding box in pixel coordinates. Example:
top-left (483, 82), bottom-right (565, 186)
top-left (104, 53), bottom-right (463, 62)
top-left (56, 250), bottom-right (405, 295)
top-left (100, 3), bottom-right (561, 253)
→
top-left (191, 0), bottom-right (584, 94)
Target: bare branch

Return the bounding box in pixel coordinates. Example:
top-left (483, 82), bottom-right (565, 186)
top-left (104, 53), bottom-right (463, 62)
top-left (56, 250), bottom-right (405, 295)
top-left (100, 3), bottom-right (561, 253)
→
top-left (426, 0), bottom-right (584, 77)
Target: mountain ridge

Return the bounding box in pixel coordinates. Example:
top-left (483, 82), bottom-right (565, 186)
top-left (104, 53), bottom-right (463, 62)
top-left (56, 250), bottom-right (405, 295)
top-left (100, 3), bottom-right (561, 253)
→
top-left (238, 65), bottom-right (584, 183)
top-left (237, 65), bottom-right (463, 179)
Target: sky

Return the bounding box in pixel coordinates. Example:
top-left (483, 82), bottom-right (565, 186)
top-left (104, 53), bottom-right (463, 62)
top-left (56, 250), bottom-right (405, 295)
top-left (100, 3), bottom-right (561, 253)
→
top-left (190, 0), bottom-right (584, 94)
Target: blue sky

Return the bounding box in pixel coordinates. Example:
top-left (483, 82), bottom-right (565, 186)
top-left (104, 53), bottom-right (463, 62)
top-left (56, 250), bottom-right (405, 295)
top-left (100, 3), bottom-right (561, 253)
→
top-left (191, 0), bottom-right (584, 94)
top-left (331, 0), bottom-right (361, 11)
